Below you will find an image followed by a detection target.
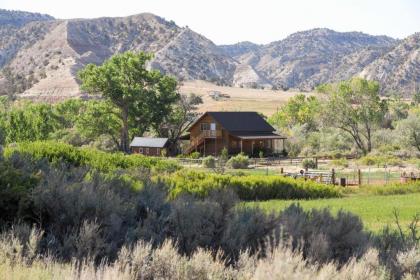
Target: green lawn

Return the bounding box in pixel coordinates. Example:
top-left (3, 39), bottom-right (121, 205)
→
top-left (246, 193), bottom-right (420, 232)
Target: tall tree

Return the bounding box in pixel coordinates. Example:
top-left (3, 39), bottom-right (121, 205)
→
top-left (396, 112), bottom-right (420, 152)
top-left (153, 93), bottom-right (203, 155)
top-left (268, 94), bottom-right (320, 131)
top-left (78, 52), bottom-right (179, 152)
top-left (318, 78), bottom-right (386, 155)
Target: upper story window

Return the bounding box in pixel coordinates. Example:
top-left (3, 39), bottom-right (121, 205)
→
top-left (201, 122), bottom-right (216, 131)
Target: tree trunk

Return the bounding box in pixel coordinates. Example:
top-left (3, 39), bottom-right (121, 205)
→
top-left (120, 108), bottom-right (130, 153)
top-left (367, 132), bottom-right (372, 153)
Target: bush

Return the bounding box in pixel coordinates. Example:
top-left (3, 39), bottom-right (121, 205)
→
top-left (358, 155), bottom-right (402, 167)
top-left (302, 159), bottom-right (316, 169)
top-left (278, 204), bottom-right (369, 264)
top-left (4, 141), bottom-right (181, 174)
top-left (202, 156), bottom-right (216, 168)
top-left (0, 153), bottom-right (43, 223)
top-left (161, 170), bottom-right (341, 200)
top-left (190, 151), bottom-right (201, 159)
top-left (2, 237), bottom-right (413, 280)
top-left (0, 161), bottom-right (417, 278)
top-left (227, 154), bottom-right (249, 169)
top-left (331, 158), bottom-right (349, 167)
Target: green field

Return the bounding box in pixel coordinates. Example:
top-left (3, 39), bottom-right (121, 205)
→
top-left (246, 193), bottom-right (420, 232)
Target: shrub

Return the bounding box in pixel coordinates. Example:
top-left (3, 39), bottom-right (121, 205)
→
top-left (359, 155), bottom-right (402, 167)
top-left (202, 156), bottom-right (216, 168)
top-left (0, 153), bottom-right (43, 223)
top-left (190, 151), bottom-right (200, 159)
top-left (4, 141), bottom-right (181, 174)
top-left (302, 158), bottom-right (316, 169)
top-left (161, 170), bottom-right (341, 200)
top-left (0, 161), bottom-right (416, 279)
top-left (227, 154), bottom-right (249, 169)
top-left (1, 238), bottom-right (406, 280)
top-left (278, 204), bottom-right (369, 264)
top-left (331, 158), bottom-right (349, 167)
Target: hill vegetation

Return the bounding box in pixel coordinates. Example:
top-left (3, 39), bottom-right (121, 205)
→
top-left (0, 9), bottom-right (419, 99)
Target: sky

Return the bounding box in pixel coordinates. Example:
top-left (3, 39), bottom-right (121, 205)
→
top-left (1, 0), bottom-right (419, 44)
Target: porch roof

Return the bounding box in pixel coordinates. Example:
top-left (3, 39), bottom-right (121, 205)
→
top-left (230, 132), bottom-right (286, 140)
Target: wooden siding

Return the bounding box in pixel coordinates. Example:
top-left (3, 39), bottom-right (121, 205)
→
top-left (131, 147), bottom-right (166, 156)
top-left (187, 113), bottom-right (281, 156)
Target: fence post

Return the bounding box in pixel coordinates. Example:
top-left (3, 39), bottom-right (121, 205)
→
top-left (331, 168), bottom-right (336, 185)
top-left (358, 169), bottom-right (362, 186)
top-left (315, 157), bottom-right (318, 169)
top-left (280, 167), bottom-right (283, 174)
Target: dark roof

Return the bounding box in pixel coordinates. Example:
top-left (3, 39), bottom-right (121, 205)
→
top-left (230, 132), bottom-right (286, 140)
top-left (130, 137), bottom-right (168, 148)
top-left (208, 112), bottom-right (275, 132)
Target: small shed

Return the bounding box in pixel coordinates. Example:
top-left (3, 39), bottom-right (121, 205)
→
top-left (130, 137), bottom-right (169, 156)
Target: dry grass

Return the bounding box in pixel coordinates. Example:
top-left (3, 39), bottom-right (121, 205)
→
top-left (1, 239), bottom-right (418, 280)
top-left (180, 80), bottom-right (310, 115)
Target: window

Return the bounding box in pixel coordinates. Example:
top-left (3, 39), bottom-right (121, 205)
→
top-left (201, 123), bottom-right (210, 131)
top-left (145, 148), bottom-right (150, 155)
top-left (139, 148), bottom-right (143, 153)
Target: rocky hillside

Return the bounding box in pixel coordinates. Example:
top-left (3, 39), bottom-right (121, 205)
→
top-left (359, 33), bottom-right (420, 94)
top-left (0, 9), bottom-right (54, 27)
top-left (0, 11), bottom-right (236, 99)
top-left (225, 29), bottom-right (397, 90)
top-left (0, 9), bottom-right (418, 98)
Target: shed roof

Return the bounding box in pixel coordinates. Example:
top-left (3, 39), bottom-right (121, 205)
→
top-left (130, 137), bottom-right (168, 148)
top-left (188, 112), bottom-right (275, 132)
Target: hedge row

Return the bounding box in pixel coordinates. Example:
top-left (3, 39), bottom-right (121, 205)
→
top-left (161, 170), bottom-right (342, 200)
top-left (4, 141), bottom-right (180, 173)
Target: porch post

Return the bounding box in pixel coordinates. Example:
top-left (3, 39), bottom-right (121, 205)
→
top-left (240, 139), bottom-right (243, 153)
top-left (271, 139), bottom-right (273, 153)
top-left (204, 138), bottom-right (206, 156)
top-left (282, 139), bottom-right (285, 151)
top-left (215, 136), bottom-right (217, 156)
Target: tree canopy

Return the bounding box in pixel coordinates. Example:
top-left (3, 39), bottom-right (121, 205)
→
top-left (318, 78), bottom-right (387, 155)
top-left (78, 52), bottom-right (179, 152)
top-left (268, 94), bottom-right (320, 131)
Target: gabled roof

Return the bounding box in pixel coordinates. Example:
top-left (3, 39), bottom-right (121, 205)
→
top-left (188, 112), bottom-right (275, 132)
top-left (130, 137), bottom-right (168, 148)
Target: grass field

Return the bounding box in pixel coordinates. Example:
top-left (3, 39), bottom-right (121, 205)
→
top-left (246, 193), bottom-right (420, 232)
top-left (180, 80), bottom-right (308, 115)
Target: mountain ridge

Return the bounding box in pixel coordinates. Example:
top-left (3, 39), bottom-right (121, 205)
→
top-left (0, 9), bottom-right (418, 99)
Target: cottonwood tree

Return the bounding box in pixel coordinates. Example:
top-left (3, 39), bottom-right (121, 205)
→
top-left (76, 100), bottom-right (122, 149)
top-left (318, 78), bottom-right (386, 155)
top-left (396, 112), bottom-right (420, 152)
top-left (268, 94), bottom-right (320, 131)
top-left (153, 93), bottom-right (203, 155)
top-left (79, 52), bottom-right (179, 152)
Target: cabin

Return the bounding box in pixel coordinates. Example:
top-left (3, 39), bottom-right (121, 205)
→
top-left (130, 137), bottom-right (169, 156)
top-left (184, 112), bottom-right (286, 156)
